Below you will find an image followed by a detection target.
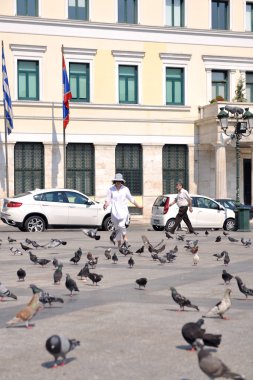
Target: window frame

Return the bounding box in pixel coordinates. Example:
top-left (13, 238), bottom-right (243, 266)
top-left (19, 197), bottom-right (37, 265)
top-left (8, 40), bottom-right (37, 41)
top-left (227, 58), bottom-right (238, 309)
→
top-left (165, 0), bottom-right (185, 27)
top-left (246, 71), bottom-right (253, 102)
top-left (16, 0), bottom-right (40, 17)
top-left (68, 0), bottom-right (89, 21)
top-left (245, 1), bottom-right (253, 31)
top-left (117, 0), bottom-right (138, 24)
top-left (69, 62), bottom-right (90, 102)
top-left (118, 64), bottom-right (138, 104)
top-left (17, 59), bottom-right (39, 100)
top-left (211, 70), bottom-right (229, 100)
top-left (211, 0), bottom-right (230, 30)
top-left (166, 67), bottom-right (185, 105)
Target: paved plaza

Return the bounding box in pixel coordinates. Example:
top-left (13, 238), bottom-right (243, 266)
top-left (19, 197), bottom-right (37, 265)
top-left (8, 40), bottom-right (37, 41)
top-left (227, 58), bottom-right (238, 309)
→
top-left (0, 222), bottom-right (252, 380)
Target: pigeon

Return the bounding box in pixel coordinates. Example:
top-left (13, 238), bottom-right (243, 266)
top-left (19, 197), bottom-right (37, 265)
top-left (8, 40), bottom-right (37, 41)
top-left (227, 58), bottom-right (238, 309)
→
top-left (44, 239), bottom-right (67, 248)
top-left (184, 239), bottom-right (198, 249)
top-left (234, 276), bottom-right (253, 299)
top-left (39, 292), bottom-right (64, 306)
top-left (170, 287), bottom-right (199, 311)
top-left (28, 251), bottom-right (38, 264)
top-left (241, 237), bottom-right (251, 247)
top-left (70, 248), bottom-right (83, 265)
top-left (36, 258), bottom-right (51, 268)
top-left (0, 282), bottom-right (17, 300)
top-left (203, 288), bottom-right (232, 320)
top-left (222, 270), bottom-right (233, 285)
top-left (224, 251), bottom-right (230, 266)
top-left (104, 248), bottom-right (112, 260)
top-left (176, 234), bottom-right (185, 241)
top-left (190, 245), bottom-right (199, 254)
top-left (77, 263), bottom-right (90, 280)
top-left (87, 252), bottom-right (94, 261)
top-left (136, 277), bottom-right (147, 289)
top-left (142, 235), bottom-right (165, 254)
top-left (193, 252), bottom-right (200, 266)
top-left (20, 242), bottom-right (31, 251)
top-left (165, 231), bottom-right (174, 239)
top-left (166, 251), bottom-right (177, 263)
top-left (148, 243), bottom-right (166, 254)
top-left (6, 284), bottom-right (42, 328)
top-left (228, 236), bottom-right (239, 243)
top-left (52, 258), bottom-right (60, 269)
top-left (181, 319), bottom-right (222, 350)
top-left (128, 256), bottom-right (135, 268)
top-left (17, 268), bottom-right (26, 281)
top-left (135, 245), bottom-right (144, 254)
top-left (25, 239), bottom-right (43, 249)
top-left (53, 264), bottom-right (63, 285)
top-left (82, 228), bottom-right (100, 240)
top-left (45, 335), bottom-right (80, 368)
top-left (151, 253), bottom-right (159, 261)
top-left (8, 236), bottom-right (17, 243)
top-left (110, 229), bottom-right (117, 245)
top-left (88, 272), bottom-right (103, 286)
top-left (213, 251), bottom-right (225, 261)
top-left (9, 246), bottom-right (23, 255)
top-left (65, 274), bottom-right (79, 296)
top-left (205, 230), bottom-right (209, 236)
top-left (193, 339), bottom-right (245, 380)
top-left (223, 231), bottom-right (229, 236)
top-left (215, 236), bottom-right (221, 242)
top-left (119, 246), bottom-right (132, 256)
top-left (88, 256), bottom-right (99, 269)
top-left (112, 252), bottom-right (118, 264)
top-left (157, 256), bottom-right (167, 264)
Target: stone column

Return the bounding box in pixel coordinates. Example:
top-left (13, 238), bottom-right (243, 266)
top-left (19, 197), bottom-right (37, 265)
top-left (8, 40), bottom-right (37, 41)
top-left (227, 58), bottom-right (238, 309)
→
top-left (214, 143), bottom-right (227, 198)
top-left (94, 143), bottom-right (116, 201)
top-left (205, 69), bottom-right (212, 103)
top-left (142, 144), bottom-right (163, 222)
top-left (229, 69), bottom-right (237, 101)
top-left (188, 144), bottom-right (197, 193)
top-left (6, 142), bottom-right (15, 197)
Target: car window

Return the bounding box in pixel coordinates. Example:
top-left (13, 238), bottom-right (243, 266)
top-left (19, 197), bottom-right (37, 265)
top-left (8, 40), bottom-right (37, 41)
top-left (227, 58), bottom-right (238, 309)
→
top-left (39, 192), bottom-right (67, 203)
top-left (154, 196), bottom-right (169, 207)
top-left (195, 197), bottom-right (207, 208)
top-left (64, 191), bottom-right (88, 205)
top-left (208, 200), bottom-right (219, 209)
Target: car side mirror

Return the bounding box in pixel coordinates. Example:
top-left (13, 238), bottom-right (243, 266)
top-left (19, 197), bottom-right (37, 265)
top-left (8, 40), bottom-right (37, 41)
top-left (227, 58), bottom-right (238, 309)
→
top-left (218, 205), bottom-right (224, 210)
top-left (87, 200), bottom-right (94, 206)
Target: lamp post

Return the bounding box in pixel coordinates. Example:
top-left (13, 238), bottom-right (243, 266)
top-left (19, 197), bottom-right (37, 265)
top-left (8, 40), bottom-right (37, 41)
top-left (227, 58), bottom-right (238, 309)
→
top-left (217, 105), bottom-right (253, 230)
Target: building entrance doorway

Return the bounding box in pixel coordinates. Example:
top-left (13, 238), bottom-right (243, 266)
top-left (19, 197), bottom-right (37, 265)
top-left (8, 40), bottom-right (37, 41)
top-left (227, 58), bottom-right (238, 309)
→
top-left (243, 159), bottom-right (251, 204)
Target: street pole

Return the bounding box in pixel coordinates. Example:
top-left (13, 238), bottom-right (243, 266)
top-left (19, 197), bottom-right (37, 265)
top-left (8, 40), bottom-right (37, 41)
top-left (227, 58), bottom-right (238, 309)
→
top-left (235, 128), bottom-right (240, 207)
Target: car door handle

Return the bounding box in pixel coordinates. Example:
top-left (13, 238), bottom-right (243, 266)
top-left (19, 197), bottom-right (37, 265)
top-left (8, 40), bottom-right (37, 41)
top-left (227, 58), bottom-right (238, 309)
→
top-left (42, 204), bottom-right (49, 206)
top-left (69, 206), bottom-right (76, 208)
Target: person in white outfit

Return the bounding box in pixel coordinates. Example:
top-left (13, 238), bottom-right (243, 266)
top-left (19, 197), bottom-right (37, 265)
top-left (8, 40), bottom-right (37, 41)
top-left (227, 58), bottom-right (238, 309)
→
top-left (103, 173), bottom-right (142, 248)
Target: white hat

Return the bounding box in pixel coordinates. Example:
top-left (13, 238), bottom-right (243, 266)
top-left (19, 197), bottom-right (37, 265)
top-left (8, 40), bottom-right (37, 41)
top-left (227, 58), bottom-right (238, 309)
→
top-left (112, 173), bottom-right (125, 183)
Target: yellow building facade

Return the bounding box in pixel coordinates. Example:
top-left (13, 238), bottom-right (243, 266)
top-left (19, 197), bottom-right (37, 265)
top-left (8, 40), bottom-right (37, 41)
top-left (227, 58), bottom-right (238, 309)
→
top-left (1, 0), bottom-right (253, 222)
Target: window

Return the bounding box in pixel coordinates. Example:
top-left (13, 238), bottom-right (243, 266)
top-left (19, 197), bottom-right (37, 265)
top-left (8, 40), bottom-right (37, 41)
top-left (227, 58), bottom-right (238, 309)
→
top-left (165, 0), bottom-right (184, 27)
top-left (212, 0), bottom-right (229, 30)
top-left (119, 65), bottom-right (138, 104)
top-left (246, 72), bottom-right (253, 102)
top-left (162, 145), bottom-right (188, 194)
top-left (17, 0), bottom-right (38, 16)
top-left (115, 144), bottom-right (142, 197)
top-left (68, 0), bottom-right (89, 20)
top-left (166, 67), bottom-right (184, 105)
top-left (246, 2), bottom-right (253, 31)
top-left (118, 0), bottom-right (137, 23)
top-left (18, 60), bottom-right (39, 100)
top-left (69, 63), bottom-right (90, 102)
top-left (66, 143), bottom-right (95, 195)
top-left (14, 142), bottom-right (44, 194)
top-left (212, 70), bottom-right (228, 100)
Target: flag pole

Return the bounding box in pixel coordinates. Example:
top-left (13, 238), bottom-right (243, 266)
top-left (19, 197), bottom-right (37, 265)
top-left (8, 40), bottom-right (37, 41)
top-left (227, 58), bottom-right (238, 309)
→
top-left (62, 44), bottom-right (66, 188)
top-left (2, 41), bottom-right (10, 197)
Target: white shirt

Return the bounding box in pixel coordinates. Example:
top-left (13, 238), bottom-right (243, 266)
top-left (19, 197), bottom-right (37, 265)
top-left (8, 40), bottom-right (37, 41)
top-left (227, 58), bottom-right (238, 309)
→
top-left (175, 188), bottom-right (191, 207)
top-left (106, 184), bottom-right (134, 221)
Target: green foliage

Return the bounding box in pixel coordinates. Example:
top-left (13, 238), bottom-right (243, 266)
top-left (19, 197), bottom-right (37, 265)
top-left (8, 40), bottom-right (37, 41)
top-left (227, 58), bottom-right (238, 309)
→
top-left (210, 95), bottom-right (225, 104)
top-left (233, 76), bottom-right (247, 102)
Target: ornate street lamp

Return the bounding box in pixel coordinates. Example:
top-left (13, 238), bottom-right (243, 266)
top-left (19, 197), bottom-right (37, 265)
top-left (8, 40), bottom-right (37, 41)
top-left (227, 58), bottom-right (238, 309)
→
top-left (217, 106), bottom-right (253, 231)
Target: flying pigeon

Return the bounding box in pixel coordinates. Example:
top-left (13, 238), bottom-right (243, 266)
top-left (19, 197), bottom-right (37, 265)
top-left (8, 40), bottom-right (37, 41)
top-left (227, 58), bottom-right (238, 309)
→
top-left (203, 288), bottom-right (232, 320)
top-left (104, 248), bottom-right (112, 260)
top-left (193, 339), bottom-right (245, 379)
top-left (25, 239), bottom-right (44, 249)
top-left (39, 292), bottom-right (64, 307)
top-left (88, 272), bottom-right (103, 286)
top-left (135, 245), bottom-right (144, 254)
top-left (128, 256), bottom-right (135, 268)
top-left (17, 268), bottom-right (26, 281)
top-left (224, 251), bottom-right (230, 266)
top-left (136, 277), bottom-right (147, 289)
top-left (228, 236), bottom-right (239, 243)
top-left (53, 264), bottom-right (63, 285)
top-left (112, 252), bottom-right (118, 264)
top-left (9, 246), bottom-right (23, 256)
top-left (65, 274), bottom-right (79, 296)
top-left (6, 284), bottom-right (42, 328)
top-left (215, 236), bottom-right (221, 242)
top-left (234, 276), bottom-right (253, 299)
top-left (170, 287), bottom-right (199, 311)
top-left (222, 270), bottom-right (233, 285)
top-left (0, 282), bottom-right (17, 301)
top-left (181, 319), bottom-right (222, 351)
top-left (44, 239), bottom-right (67, 248)
top-left (213, 251), bottom-right (225, 261)
top-left (45, 335), bottom-right (80, 368)
top-left (82, 228), bottom-right (100, 240)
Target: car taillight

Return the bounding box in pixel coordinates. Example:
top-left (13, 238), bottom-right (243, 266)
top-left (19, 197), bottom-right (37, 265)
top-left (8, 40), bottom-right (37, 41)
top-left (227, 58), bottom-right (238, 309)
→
top-left (6, 201), bottom-right (23, 207)
top-left (163, 197), bottom-right (170, 214)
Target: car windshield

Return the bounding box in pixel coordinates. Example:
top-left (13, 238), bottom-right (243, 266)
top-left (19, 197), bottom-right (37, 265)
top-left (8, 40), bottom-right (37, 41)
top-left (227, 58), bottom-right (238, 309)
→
top-left (154, 196), bottom-right (169, 207)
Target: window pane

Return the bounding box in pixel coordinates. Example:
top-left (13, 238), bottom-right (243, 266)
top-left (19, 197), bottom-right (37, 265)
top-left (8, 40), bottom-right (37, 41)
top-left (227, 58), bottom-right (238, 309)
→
top-left (174, 82), bottom-right (182, 103)
top-left (79, 77), bottom-right (87, 98)
top-left (246, 3), bottom-right (253, 31)
top-left (28, 0), bottom-right (37, 16)
top-left (28, 73), bottom-right (37, 98)
top-left (165, 0), bottom-right (172, 25)
top-left (119, 78), bottom-right (126, 101)
top-left (212, 0), bottom-right (229, 30)
top-left (18, 73), bottom-right (26, 98)
top-left (163, 145), bottom-right (188, 193)
top-left (118, 0), bottom-right (137, 23)
top-left (17, 0), bottom-right (26, 15)
top-left (174, 0), bottom-right (182, 26)
top-left (70, 77), bottom-right (78, 98)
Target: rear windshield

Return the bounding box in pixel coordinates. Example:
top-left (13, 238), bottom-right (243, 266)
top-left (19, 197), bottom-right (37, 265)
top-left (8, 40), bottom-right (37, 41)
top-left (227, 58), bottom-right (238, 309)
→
top-left (154, 196), bottom-right (170, 207)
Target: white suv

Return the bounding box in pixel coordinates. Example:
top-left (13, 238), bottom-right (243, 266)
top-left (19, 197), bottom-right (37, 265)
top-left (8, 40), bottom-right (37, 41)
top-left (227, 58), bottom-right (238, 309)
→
top-left (151, 194), bottom-right (236, 231)
top-left (1, 188), bottom-right (113, 232)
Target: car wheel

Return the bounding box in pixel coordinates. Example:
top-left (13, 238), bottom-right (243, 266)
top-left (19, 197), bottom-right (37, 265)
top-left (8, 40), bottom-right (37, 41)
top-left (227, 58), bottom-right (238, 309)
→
top-left (102, 216), bottom-right (114, 231)
top-left (152, 225), bottom-right (164, 231)
top-left (165, 218), bottom-right (176, 232)
top-left (224, 218), bottom-right (236, 231)
top-left (24, 215), bottom-right (46, 232)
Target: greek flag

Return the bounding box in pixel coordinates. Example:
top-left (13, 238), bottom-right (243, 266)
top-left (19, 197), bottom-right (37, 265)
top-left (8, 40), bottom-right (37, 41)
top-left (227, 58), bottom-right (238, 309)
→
top-left (2, 42), bottom-right (14, 135)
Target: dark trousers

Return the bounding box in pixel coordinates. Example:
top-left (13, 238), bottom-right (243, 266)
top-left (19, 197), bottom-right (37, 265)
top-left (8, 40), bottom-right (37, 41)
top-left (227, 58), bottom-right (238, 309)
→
top-left (170, 206), bottom-right (194, 233)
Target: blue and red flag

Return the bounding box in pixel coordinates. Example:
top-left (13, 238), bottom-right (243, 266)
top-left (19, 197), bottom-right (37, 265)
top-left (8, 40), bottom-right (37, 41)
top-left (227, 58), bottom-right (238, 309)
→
top-left (62, 54), bottom-right (72, 128)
